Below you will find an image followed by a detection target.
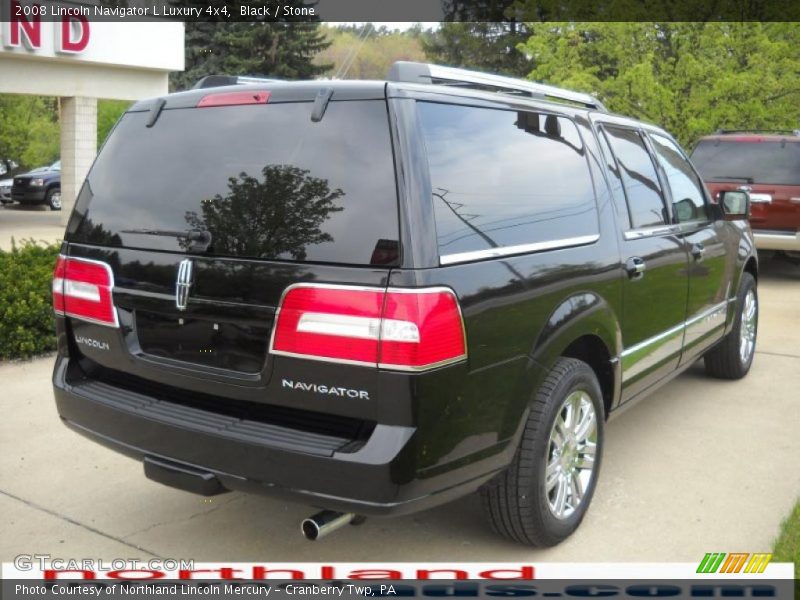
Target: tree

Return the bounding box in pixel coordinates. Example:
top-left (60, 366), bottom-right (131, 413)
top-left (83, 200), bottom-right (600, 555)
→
top-left (184, 164), bottom-right (343, 260)
top-left (519, 23), bottom-right (800, 146)
top-left (314, 25), bottom-right (427, 80)
top-left (0, 95), bottom-right (59, 173)
top-left (421, 23), bottom-right (532, 77)
top-left (170, 22), bottom-right (331, 91)
top-left (419, 1), bottom-right (531, 77)
top-left (97, 100), bottom-right (129, 147)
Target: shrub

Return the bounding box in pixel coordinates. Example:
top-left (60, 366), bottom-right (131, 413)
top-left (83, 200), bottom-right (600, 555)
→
top-left (0, 239), bottom-right (60, 360)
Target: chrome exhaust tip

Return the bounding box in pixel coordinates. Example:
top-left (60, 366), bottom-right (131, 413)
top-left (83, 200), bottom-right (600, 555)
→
top-left (301, 510), bottom-right (357, 541)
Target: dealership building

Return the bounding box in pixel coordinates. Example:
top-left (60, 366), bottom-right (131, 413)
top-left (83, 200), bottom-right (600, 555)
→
top-left (0, 12), bottom-right (184, 220)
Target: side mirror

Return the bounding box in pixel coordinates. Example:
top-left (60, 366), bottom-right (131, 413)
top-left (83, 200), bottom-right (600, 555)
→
top-left (718, 190), bottom-right (750, 220)
top-left (673, 198), bottom-right (697, 222)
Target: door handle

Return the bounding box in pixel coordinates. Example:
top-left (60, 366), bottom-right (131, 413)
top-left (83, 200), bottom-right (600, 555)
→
top-left (691, 243), bottom-right (705, 261)
top-left (625, 257), bottom-right (646, 280)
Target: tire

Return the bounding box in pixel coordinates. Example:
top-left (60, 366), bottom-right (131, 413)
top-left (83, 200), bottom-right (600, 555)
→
top-left (46, 188), bottom-right (62, 211)
top-left (481, 357), bottom-right (604, 547)
top-left (704, 272), bottom-right (757, 379)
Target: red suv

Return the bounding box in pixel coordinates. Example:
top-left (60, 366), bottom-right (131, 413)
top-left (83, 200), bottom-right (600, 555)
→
top-left (691, 130), bottom-right (800, 258)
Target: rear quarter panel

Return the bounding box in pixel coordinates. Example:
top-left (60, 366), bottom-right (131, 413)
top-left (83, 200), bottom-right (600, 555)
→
top-left (386, 110), bottom-right (624, 477)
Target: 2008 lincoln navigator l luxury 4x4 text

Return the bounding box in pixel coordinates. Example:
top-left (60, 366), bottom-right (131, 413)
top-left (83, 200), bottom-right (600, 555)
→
top-left (51, 62), bottom-right (758, 546)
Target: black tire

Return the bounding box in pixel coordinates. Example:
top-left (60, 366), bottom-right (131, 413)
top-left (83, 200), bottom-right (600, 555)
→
top-left (46, 187), bottom-right (62, 211)
top-left (704, 272), bottom-right (758, 379)
top-left (481, 357), bottom-right (604, 547)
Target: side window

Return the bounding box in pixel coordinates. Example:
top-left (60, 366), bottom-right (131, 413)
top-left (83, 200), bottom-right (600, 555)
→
top-left (603, 126), bottom-right (669, 229)
top-left (596, 128), bottom-right (629, 214)
top-left (418, 102), bottom-right (599, 259)
top-left (650, 134), bottom-right (708, 223)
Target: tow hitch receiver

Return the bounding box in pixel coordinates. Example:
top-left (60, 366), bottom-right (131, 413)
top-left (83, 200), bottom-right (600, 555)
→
top-left (144, 456), bottom-right (228, 496)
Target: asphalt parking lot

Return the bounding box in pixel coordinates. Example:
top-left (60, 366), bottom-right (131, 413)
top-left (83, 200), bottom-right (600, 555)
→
top-left (1, 244), bottom-right (798, 563)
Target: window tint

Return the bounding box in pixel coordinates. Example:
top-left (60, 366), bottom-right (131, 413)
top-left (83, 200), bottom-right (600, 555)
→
top-left (691, 139), bottom-right (800, 186)
top-left (69, 101), bottom-right (400, 266)
top-left (650, 134), bottom-right (708, 223)
top-left (603, 126), bottom-right (668, 229)
top-left (418, 103), bottom-right (598, 259)
top-left (596, 128), bottom-right (628, 210)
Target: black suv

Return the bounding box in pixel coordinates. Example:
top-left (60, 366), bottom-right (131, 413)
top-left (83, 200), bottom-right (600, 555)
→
top-left (12, 160), bottom-right (62, 210)
top-left (51, 62), bottom-right (758, 546)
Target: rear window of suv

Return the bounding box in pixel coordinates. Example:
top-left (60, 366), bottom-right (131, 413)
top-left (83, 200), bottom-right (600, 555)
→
top-left (418, 102), bottom-right (599, 261)
top-left (691, 139), bottom-right (800, 186)
top-left (68, 100), bottom-right (400, 266)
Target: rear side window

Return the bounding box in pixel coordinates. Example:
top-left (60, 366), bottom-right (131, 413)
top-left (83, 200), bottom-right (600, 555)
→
top-left (650, 134), bottom-right (708, 223)
top-left (596, 126), bottom-right (628, 208)
top-left (418, 103), bottom-right (598, 260)
top-left (69, 101), bottom-right (400, 266)
top-left (602, 126), bottom-right (668, 229)
top-left (691, 139), bottom-right (800, 186)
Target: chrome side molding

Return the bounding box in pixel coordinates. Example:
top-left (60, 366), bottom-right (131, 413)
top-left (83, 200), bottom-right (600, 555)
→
top-left (439, 234), bottom-right (600, 266)
top-left (623, 225), bottom-right (679, 240)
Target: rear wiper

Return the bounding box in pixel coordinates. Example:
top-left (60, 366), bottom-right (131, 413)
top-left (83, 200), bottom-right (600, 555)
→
top-left (146, 98), bottom-right (166, 128)
top-left (121, 228), bottom-right (212, 251)
top-left (710, 175), bottom-right (754, 183)
top-left (310, 87), bottom-right (334, 122)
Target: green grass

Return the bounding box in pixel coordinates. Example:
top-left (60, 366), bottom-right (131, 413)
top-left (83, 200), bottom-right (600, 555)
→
top-left (773, 500), bottom-right (800, 564)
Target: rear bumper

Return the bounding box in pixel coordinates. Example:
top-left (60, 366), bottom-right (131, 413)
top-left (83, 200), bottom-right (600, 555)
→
top-left (753, 230), bottom-right (800, 252)
top-left (12, 187), bottom-right (47, 204)
top-left (52, 356), bottom-right (512, 516)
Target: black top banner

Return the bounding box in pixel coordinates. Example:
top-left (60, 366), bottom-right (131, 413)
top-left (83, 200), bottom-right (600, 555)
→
top-left (4, 0), bottom-right (800, 22)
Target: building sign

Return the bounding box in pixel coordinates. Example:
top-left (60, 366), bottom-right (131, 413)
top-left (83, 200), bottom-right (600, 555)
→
top-left (1, 0), bottom-right (90, 53)
top-left (55, 14), bottom-right (90, 53)
top-left (0, 1), bottom-right (183, 72)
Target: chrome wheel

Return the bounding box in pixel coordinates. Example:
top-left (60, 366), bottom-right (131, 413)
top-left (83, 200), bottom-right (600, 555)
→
top-left (545, 390), bottom-right (597, 520)
top-left (739, 289), bottom-right (757, 364)
top-left (50, 190), bottom-right (62, 210)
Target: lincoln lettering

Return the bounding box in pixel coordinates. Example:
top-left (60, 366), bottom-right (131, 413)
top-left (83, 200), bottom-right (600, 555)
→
top-left (281, 379), bottom-right (369, 400)
top-left (74, 336), bottom-right (110, 351)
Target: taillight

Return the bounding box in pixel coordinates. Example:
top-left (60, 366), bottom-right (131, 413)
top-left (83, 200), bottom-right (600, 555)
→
top-left (270, 284), bottom-right (466, 371)
top-left (272, 286), bottom-right (384, 365)
top-left (380, 289), bottom-right (466, 369)
top-left (196, 91), bottom-right (271, 108)
top-left (52, 255), bottom-right (119, 327)
top-left (52, 256), bottom-right (66, 315)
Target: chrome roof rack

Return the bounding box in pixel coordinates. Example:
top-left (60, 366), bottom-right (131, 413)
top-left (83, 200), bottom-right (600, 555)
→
top-left (192, 75), bottom-right (281, 89)
top-left (387, 61), bottom-right (607, 112)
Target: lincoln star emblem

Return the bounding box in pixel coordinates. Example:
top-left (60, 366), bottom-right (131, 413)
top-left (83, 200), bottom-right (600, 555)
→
top-left (175, 259), bottom-right (194, 311)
